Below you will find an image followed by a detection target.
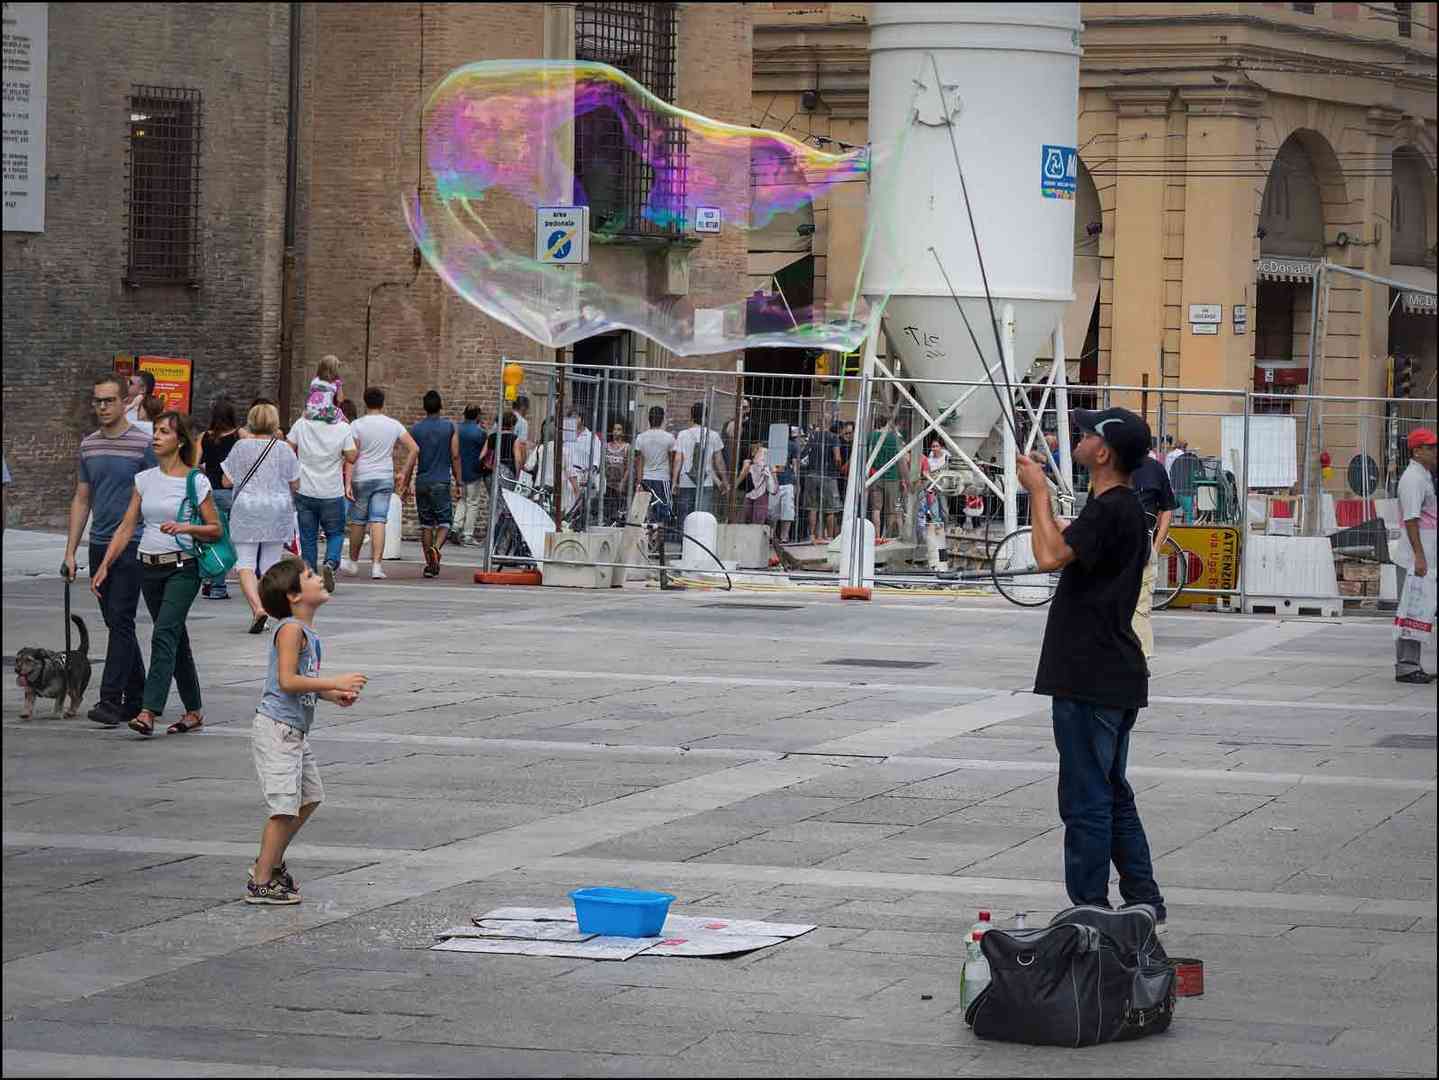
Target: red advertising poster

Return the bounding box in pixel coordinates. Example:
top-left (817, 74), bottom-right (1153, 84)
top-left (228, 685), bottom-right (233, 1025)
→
top-left (138, 356), bottom-right (193, 414)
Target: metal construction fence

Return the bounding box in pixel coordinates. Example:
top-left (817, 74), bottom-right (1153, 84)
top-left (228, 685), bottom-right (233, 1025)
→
top-left (468, 355), bottom-right (1434, 607)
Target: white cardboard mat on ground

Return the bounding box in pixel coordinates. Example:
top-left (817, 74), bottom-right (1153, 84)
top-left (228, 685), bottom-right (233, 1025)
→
top-left (430, 906), bottom-right (816, 961)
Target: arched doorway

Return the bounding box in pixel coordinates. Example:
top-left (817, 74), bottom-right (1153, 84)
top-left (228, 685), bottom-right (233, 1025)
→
top-left (1387, 146), bottom-right (1436, 401)
top-left (1254, 134), bottom-right (1330, 413)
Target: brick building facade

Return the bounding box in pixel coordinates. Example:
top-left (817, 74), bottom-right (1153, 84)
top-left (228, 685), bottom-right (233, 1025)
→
top-left (2, 2), bottom-right (754, 527)
top-left (2, 2), bottom-right (292, 526)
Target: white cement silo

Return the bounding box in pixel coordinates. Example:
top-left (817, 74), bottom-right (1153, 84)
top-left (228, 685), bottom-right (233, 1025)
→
top-left (863, 3), bottom-right (1082, 457)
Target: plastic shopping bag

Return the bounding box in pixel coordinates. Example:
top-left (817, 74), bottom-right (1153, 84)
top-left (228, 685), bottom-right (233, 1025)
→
top-left (1394, 569), bottom-right (1436, 643)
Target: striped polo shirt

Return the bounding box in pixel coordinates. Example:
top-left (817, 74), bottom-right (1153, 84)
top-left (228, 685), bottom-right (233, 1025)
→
top-left (78, 424), bottom-right (156, 544)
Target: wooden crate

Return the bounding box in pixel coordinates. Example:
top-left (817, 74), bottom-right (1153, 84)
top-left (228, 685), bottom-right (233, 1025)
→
top-left (1338, 561), bottom-right (1381, 583)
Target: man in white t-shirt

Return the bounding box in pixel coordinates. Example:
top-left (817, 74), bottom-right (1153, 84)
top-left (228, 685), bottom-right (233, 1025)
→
top-left (1164, 438), bottom-right (1188, 474)
top-left (672, 401), bottom-right (728, 524)
top-left (1393, 427), bottom-right (1437, 684)
top-left (512, 394), bottom-right (531, 445)
top-left (287, 415), bottom-right (357, 590)
top-left (633, 405), bottom-right (677, 528)
top-left (341, 386), bottom-right (419, 579)
top-left (568, 413), bottom-right (603, 526)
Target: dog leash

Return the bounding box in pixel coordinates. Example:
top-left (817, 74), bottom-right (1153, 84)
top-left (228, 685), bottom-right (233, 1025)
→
top-left (63, 567), bottom-right (71, 661)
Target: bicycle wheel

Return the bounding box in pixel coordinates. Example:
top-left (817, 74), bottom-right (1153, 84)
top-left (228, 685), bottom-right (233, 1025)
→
top-left (991, 526), bottom-right (1060, 607)
top-left (1152, 535), bottom-right (1189, 611)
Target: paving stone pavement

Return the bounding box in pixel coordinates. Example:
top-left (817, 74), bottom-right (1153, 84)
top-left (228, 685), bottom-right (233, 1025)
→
top-left (3, 533), bottom-right (1436, 1077)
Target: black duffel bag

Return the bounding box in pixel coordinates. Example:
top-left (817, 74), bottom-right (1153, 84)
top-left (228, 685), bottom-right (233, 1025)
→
top-left (964, 904), bottom-right (1176, 1047)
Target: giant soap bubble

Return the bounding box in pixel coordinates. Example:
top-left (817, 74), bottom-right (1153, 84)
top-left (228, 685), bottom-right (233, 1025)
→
top-left (403, 60), bottom-right (879, 356)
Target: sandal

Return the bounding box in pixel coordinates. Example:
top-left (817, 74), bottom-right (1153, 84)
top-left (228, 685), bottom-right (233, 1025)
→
top-left (128, 711), bottom-right (156, 737)
top-left (167, 711), bottom-right (204, 735)
top-left (248, 612), bottom-right (268, 635)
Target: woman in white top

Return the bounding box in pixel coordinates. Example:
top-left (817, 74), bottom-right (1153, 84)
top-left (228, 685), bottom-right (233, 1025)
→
top-left (92, 411), bottom-right (222, 737)
top-left (222, 402), bottom-right (303, 634)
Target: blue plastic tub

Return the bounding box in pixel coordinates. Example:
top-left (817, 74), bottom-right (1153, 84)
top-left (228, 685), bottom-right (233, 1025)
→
top-left (570, 887), bottom-right (676, 938)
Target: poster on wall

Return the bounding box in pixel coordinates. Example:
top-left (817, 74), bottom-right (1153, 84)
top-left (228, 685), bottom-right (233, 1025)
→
top-left (138, 356), bottom-right (193, 414)
top-left (2, 2), bottom-right (47, 233)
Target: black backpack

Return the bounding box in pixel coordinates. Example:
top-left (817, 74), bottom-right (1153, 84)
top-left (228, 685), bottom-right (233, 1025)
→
top-left (964, 905), bottom-right (1175, 1047)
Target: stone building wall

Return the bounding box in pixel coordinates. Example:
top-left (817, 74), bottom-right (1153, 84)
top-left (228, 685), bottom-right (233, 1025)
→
top-left (2, 2), bottom-right (291, 525)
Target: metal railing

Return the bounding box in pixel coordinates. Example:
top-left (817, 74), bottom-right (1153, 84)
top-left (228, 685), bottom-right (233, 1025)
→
top-left (467, 356), bottom-right (1434, 607)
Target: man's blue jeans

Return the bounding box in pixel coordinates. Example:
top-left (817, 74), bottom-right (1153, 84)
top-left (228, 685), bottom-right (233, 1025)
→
top-left (294, 493), bottom-right (347, 571)
top-left (1051, 698), bottom-right (1166, 920)
top-left (88, 540), bottom-right (146, 714)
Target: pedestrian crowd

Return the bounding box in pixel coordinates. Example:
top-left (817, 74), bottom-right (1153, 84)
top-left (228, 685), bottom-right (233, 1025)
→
top-left (43, 362), bottom-right (1436, 910)
top-left (55, 359), bottom-right (517, 905)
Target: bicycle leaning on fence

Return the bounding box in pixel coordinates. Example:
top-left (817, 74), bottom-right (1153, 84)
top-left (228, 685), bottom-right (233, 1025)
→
top-left (987, 512), bottom-right (1189, 609)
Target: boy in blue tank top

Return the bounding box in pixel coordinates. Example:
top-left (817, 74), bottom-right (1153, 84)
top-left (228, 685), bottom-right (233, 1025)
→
top-left (247, 559), bottom-right (368, 905)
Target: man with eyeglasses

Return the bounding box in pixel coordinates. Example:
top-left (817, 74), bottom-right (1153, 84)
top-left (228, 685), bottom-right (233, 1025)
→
top-left (62, 373), bottom-right (157, 727)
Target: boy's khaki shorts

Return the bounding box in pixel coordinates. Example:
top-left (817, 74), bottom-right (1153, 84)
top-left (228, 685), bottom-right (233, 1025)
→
top-left (252, 714), bottom-right (324, 817)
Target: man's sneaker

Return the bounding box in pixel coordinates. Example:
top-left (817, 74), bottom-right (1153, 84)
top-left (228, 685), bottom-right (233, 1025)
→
top-left (371, 564), bottom-right (386, 579)
top-left (423, 545), bottom-right (440, 578)
top-left (207, 584), bottom-right (230, 600)
top-left (322, 563), bottom-right (336, 593)
top-left (341, 559), bottom-right (359, 576)
top-left (88, 701), bottom-right (125, 727)
top-left (245, 877), bottom-right (301, 905)
top-left (249, 861), bottom-right (299, 896)
top-left (1396, 670), bottom-right (1435, 684)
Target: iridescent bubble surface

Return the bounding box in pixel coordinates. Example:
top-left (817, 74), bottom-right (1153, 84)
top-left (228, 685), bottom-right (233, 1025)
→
top-left (404, 60), bottom-right (877, 355)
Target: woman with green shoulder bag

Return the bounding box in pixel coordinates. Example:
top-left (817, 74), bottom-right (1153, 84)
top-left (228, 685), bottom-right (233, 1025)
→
top-left (92, 411), bottom-right (222, 736)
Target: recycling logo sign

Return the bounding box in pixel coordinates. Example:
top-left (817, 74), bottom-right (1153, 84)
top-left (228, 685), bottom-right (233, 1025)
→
top-left (1040, 145), bottom-right (1077, 200)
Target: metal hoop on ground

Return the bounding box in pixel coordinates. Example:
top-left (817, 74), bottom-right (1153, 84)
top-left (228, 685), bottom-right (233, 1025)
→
top-left (1152, 534), bottom-right (1189, 612)
top-left (990, 526), bottom-right (1061, 607)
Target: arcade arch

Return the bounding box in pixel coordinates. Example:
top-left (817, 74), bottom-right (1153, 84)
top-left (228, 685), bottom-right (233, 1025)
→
top-left (1254, 131), bottom-right (1346, 412)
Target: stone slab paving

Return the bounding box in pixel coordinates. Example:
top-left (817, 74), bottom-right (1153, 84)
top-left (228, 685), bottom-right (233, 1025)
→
top-left (2, 532), bottom-right (1436, 1076)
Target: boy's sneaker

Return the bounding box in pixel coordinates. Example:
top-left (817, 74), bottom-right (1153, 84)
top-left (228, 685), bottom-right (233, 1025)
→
top-left (208, 584), bottom-right (230, 600)
top-left (370, 564), bottom-right (386, 579)
top-left (341, 559), bottom-right (359, 576)
top-left (245, 877), bottom-right (301, 905)
top-left (249, 861), bottom-right (299, 895)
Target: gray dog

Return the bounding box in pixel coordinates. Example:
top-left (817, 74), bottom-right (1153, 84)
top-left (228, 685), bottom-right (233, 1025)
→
top-left (14, 616), bottom-right (92, 719)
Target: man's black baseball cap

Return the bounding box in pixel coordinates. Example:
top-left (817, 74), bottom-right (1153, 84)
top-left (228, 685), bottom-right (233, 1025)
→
top-left (1072, 407), bottom-right (1151, 472)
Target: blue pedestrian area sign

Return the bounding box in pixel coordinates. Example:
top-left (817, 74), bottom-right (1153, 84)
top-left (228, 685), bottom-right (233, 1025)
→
top-left (1040, 145), bottom-right (1077, 200)
top-left (535, 206), bottom-right (590, 264)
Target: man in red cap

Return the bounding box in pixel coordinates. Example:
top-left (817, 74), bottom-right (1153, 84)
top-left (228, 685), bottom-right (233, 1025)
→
top-left (1393, 427), bottom-right (1437, 684)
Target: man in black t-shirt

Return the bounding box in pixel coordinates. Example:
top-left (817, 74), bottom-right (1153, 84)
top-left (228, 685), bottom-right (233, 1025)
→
top-left (1016, 406), bottom-right (1167, 925)
top-left (1129, 455), bottom-right (1178, 661)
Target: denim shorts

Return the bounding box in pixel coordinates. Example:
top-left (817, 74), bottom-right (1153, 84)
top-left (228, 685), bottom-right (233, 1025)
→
top-left (415, 480), bottom-right (453, 528)
top-left (348, 478), bottom-right (394, 525)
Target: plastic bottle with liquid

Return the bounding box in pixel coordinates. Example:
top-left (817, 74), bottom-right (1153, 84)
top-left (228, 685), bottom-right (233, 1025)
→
top-left (959, 930), bottom-right (991, 1011)
top-left (968, 909), bottom-right (992, 943)
top-left (1012, 911), bottom-right (1028, 931)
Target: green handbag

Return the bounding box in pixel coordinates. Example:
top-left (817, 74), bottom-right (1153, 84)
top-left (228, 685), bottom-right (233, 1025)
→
top-left (176, 468), bottom-right (238, 577)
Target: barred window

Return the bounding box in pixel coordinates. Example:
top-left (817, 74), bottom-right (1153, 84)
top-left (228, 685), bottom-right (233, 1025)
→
top-left (1394, 2), bottom-right (1412, 38)
top-left (125, 86), bottom-right (202, 286)
top-left (574, 2), bottom-right (686, 239)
